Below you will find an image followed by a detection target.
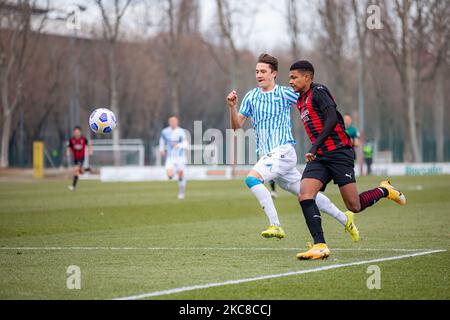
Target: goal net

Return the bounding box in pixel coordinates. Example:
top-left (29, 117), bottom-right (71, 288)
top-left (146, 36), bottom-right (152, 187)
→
top-left (85, 139), bottom-right (145, 167)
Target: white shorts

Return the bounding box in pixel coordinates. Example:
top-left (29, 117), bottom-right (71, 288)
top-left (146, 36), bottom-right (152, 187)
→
top-left (165, 157), bottom-right (186, 174)
top-left (252, 144), bottom-right (302, 193)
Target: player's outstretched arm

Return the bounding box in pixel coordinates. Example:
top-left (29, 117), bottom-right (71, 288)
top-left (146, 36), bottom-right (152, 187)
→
top-left (226, 90), bottom-right (246, 130)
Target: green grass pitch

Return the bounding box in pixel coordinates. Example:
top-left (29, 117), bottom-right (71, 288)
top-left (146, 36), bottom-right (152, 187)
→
top-left (0, 176), bottom-right (449, 300)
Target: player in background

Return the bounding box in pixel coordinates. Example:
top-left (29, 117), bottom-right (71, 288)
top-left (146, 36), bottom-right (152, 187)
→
top-left (66, 126), bottom-right (92, 191)
top-left (344, 114), bottom-right (360, 161)
top-left (363, 141), bottom-right (374, 175)
top-left (226, 53), bottom-right (359, 241)
top-left (344, 114), bottom-right (360, 147)
top-left (289, 60), bottom-right (406, 260)
top-left (160, 116), bottom-right (188, 200)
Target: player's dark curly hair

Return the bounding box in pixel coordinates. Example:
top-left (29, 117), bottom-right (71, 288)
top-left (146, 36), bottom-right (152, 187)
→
top-left (258, 53), bottom-right (278, 72)
top-left (290, 60), bottom-right (315, 79)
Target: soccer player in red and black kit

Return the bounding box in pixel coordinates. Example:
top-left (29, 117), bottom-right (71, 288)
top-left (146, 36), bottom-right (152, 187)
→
top-left (289, 60), bottom-right (406, 260)
top-left (66, 126), bottom-right (92, 191)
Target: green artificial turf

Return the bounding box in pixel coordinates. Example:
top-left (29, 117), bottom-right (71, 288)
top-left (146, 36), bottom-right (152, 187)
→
top-left (0, 176), bottom-right (448, 299)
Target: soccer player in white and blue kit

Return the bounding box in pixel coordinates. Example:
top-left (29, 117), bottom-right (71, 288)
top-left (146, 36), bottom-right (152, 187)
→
top-left (226, 54), bottom-right (359, 241)
top-left (159, 116), bottom-right (188, 199)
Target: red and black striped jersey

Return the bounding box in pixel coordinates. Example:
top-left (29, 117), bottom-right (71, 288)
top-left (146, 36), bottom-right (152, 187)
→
top-left (296, 83), bottom-right (352, 155)
top-left (68, 136), bottom-right (88, 160)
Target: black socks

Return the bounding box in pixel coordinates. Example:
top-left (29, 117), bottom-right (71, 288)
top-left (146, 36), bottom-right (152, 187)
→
top-left (300, 199), bottom-right (325, 244)
top-left (269, 180), bottom-right (276, 192)
top-left (73, 175), bottom-right (79, 188)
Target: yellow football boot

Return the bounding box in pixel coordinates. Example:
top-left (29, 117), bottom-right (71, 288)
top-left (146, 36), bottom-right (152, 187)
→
top-left (296, 243), bottom-right (330, 260)
top-left (344, 211), bottom-right (360, 242)
top-left (261, 225), bottom-right (285, 239)
top-left (380, 180), bottom-right (406, 205)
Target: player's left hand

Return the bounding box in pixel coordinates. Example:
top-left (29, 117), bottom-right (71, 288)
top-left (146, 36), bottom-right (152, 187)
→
top-left (305, 153), bottom-right (316, 162)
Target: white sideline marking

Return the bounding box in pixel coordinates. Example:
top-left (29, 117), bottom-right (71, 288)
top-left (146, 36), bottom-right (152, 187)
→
top-left (0, 246), bottom-right (443, 252)
top-left (113, 249), bottom-right (446, 300)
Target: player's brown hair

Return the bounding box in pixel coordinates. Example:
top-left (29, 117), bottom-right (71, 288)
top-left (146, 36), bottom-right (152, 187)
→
top-left (258, 53), bottom-right (278, 72)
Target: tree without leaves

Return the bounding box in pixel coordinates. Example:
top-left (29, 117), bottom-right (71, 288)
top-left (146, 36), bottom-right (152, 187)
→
top-left (426, 0), bottom-right (450, 162)
top-left (0, 0), bottom-right (47, 168)
top-left (2, 0), bottom-right (448, 167)
top-left (286, 0), bottom-right (300, 60)
top-left (94, 0), bottom-right (132, 165)
top-left (163, 0), bottom-right (199, 117)
top-left (351, 0), bottom-right (370, 174)
top-left (284, 0), bottom-right (309, 162)
top-left (215, 0), bottom-right (239, 89)
top-left (317, 0), bottom-right (349, 106)
top-left (215, 0), bottom-right (245, 171)
top-left (214, 0), bottom-right (257, 87)
top-left (373, 0), bottom-right (449, 162)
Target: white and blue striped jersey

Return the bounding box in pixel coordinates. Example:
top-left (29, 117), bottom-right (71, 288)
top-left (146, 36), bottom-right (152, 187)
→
top-left (239, 85), bottom-right (299, 156)
top-left (159, 127), bottom-right (188, 159)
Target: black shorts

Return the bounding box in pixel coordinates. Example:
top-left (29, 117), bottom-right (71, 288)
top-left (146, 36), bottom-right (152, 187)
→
top-left (301, 147), bottom-right (356, 191)
top-left (73, 158), bottom-right (84, 166)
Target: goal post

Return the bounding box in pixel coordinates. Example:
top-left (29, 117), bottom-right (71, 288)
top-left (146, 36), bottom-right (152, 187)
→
top-left (84, 139), bottom-right (145, 167)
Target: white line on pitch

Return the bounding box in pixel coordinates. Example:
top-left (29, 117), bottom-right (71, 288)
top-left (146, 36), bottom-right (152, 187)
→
top-left (113, 249), bottom-right (446, 300)
top-left (0, 247), bottom-right (444, 252)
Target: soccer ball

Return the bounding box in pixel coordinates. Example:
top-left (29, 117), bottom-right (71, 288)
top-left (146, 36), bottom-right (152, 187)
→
top-left (89, 108), bottom-right (117, 134)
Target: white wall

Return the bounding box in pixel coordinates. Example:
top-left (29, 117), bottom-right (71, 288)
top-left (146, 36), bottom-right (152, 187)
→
top-left (100, 163), bottom-right (450, 182)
